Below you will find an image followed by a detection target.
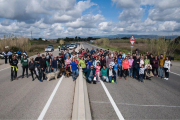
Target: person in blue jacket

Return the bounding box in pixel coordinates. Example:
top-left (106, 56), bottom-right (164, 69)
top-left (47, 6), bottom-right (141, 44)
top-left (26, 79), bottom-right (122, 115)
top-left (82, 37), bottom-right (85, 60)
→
top-left (17, 50), bottom-right (22, 60)
top-left (70, 58), bottom-right (79, 81)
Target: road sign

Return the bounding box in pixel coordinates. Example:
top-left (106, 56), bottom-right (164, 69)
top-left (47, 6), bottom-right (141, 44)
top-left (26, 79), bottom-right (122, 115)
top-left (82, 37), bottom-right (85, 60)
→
top-left (129, 35), bottom-right (135, 46)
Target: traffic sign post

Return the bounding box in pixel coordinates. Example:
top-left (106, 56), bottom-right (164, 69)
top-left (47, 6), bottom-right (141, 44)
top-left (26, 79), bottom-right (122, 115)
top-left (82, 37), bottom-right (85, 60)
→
top-left (129, 35), bottom-right (135, 55)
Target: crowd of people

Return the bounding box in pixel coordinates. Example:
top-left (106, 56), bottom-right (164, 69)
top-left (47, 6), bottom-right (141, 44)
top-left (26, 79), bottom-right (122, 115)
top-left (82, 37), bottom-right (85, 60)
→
top-left (6, 45), bottom-right (171, 83)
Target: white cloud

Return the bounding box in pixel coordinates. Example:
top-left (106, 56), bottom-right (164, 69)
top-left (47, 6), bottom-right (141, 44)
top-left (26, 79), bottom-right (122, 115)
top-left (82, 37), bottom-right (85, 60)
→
top-left (112, 0), bottom-right (141, 8)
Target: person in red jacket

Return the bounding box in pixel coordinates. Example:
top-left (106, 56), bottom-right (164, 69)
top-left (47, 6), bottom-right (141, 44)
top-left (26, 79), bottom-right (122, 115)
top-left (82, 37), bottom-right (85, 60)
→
top-left (122, 56), bottom-right (129, 80)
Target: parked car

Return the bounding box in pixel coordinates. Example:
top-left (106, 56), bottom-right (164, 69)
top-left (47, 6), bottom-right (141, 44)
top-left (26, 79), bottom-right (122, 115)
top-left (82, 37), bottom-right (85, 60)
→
top-left (48, 45), bottom-right (53, 47)
top-left (60, 45), bottom-right (67, 50)
top-left (69, 45), bottom-right (76, 50)
top-left (45, 46), bottom-right (54, 52)
top-left (65, 44), bottom-right (71, 48)
top-left (0, 52), bottom-right (4, 59)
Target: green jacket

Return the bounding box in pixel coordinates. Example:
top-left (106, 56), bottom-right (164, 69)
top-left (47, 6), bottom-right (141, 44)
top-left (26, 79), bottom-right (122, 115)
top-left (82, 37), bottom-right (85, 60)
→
top-left (101, 68), bottom-right (107, 77)
top-left (83, 68), bottom-right (95, 79)
top-left (144, 59), bottom-right (150, 65)
top-left (21, 58), bottom-right (28, 66)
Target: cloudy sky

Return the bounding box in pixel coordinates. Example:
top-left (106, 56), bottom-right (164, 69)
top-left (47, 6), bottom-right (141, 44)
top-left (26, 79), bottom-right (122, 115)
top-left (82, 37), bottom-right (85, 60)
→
top-left (0, 0), bottom-right (179, 38)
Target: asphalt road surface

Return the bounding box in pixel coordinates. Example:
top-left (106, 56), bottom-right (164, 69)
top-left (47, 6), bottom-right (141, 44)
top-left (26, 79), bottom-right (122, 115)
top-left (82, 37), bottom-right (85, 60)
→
top-left (0, 48), bottom-right (75, 119)
top-left (82, 42), bottom-right (180, 120)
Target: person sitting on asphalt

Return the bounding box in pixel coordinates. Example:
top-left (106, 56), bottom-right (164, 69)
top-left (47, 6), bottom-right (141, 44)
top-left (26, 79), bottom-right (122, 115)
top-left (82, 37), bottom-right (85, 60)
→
top-left (10, 55), bottom-right (18, 81)
top-left (107, 65), bottom-right (116, 83)
top-left (101, 65), bottom-right (109, 82)
top-left (21, 55), bottom-right (29, 78)
top-left (83, 65), bottom-right (95, 83)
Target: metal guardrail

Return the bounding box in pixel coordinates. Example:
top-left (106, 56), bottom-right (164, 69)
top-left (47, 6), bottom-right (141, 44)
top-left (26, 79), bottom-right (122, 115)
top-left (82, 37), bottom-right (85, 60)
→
top-left (72, 68), bottom-right (92, 120)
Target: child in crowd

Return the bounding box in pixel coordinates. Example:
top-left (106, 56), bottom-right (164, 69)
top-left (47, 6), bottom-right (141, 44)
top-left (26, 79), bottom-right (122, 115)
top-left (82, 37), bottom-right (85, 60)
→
top-left (114, 61), bottom-right (118, 79)
top-left (139, 64), bottom-right (145, 82)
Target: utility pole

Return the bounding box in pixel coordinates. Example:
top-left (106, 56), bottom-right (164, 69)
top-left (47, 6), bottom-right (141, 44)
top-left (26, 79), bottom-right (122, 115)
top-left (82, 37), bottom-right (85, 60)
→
top-left (31, 31), bottom-right (32, 40)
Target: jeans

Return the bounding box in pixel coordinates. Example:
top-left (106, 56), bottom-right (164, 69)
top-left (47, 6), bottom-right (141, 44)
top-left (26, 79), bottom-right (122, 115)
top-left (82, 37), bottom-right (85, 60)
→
top-left (133, 68), bottom-right (139, 79)
top-left (114, 70), bottom-right (118, 77)
top-left (129, 68), bottom-right (133, 76)
top-left (164, 68), bottom-right (169, 78)
top-left (139, 74), bottom-right (144, 82)
top-left (108, 75), bottom-right (116, 83)
top-left (102, 76), bottom-right (109, 82)
top-left (72, 69), bottom-right (79, 80)
top-left (53, 68), bottom-right (58, 72)
top-left (158, 67), bottom-right (164, 77)
top-left (88, 76), bottom-right (94, 82)
top-left (118, 65), bottom-right (122, 77)
top-left (40, 68), bottom-right (46, 80)
top-left (46, 64), bottom-right (51, 73)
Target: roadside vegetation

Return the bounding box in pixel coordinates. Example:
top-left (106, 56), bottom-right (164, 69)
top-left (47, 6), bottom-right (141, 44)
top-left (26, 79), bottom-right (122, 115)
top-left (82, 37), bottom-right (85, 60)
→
top-left (94, 37), bottom-right (180, 60)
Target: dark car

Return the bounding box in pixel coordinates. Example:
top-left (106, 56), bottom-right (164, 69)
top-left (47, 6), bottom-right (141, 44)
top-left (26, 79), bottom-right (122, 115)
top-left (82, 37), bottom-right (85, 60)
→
top-left (61, 45), bottom-right (67, 50)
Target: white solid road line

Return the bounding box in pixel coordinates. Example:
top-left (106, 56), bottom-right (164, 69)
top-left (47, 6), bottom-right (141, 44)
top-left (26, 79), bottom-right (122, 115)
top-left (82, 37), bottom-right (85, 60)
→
top-left (100, 80), bottom-right (125, 120)
top-left (37, 76), bottom-right (64, 120)
top-left (170, 71), bottom-right (180, 76)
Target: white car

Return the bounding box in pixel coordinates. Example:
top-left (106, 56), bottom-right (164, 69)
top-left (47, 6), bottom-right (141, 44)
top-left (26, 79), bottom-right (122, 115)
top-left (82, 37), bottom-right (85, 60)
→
top-left (45, 46), bottom-right (54, 52)
top-left (69, 45), bottom-right (76, 50)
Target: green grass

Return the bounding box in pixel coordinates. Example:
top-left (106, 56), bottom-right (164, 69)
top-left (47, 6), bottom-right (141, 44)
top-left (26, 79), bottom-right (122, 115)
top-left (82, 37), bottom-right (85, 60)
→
top-left (92, 44), bottom-right (130, 54)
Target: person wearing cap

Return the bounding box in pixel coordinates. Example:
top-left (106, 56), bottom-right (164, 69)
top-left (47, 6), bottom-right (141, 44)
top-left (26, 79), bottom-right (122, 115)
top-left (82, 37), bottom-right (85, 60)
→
top-left (21, 55), bottom-right (29, 78)
top-left (127, 53), bottom-right (131, 60)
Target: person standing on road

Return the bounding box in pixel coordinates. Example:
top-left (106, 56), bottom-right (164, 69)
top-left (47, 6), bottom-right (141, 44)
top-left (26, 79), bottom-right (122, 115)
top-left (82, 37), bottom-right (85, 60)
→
top-left (29, 57), bottom-right (39, 81)
top-left (106, 54), bottom-right (114, 68)
top-left (64, 50), bottom-right (71, 60)
top-left (113, 61), bottom-right (118, 79)
top-left (45, 52), bottom-right (52, 73)
top-left (10, 55), bottom-right (18, 81)
top-left (17, 50), bottom-right (22, 60)
top-left (144, 55), bottom-right (150, 65)
top-left (21, 55), bottom-right (29, 78)
top-left (107, 65), bottom-right (116, 83)
top-left (93, 57), bottom-right (100, 67)
top-left (52, 56), bottom-right (61, 72)
top-left (159, 54), bottom-right (165, 78)
top-left (117, 55), bottom-right (123, 79)
top-left (90, 47), bottom-right (95, 55)
top-left (152, 56), bottom-right (159, 77)
top-left (78, 56), bottom-right (86, 71)
top-left (133, 55), bottom-right (140, 79)
top-left (139, 64), bottom-right (145, 83)
top-left (128, 56), bottom-right (134, 77)
top-left (3, 51), bottom-right (8, 64)
top-left (95, 62), bottom-right (101, 82)
top-left (70, 58), bottom-right (79, 81)
top-left (163, 56), bottom-right (171, 80)
top-left (122, 57), bottom-right (129, 80)
top-left (39, 54), bottom-right (47, 81)
top-left (101, 65), bottom-right (109, 82)
top-left (100, 55), bottom-right (106, 69)
top-left (58, 45), bottom-right (61, 51)
top-left (7, 50), bottom-right (13, 63)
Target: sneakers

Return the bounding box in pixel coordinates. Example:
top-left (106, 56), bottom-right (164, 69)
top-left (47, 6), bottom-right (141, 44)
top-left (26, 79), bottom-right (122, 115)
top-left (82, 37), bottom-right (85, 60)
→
top-left (125, 77), bottom-right (127, 80)
top-left (115, 81), bottom-right (117, 84)
top-left (43, 79), bottom-right (47, 81)
top-left (156, 75), bottom-right (158, 77)
top-left (39, 80), bottom-right (43, 82)
top-left (164, 78), bottom-right (169, 80)
top-left (119, 77), bottom-right (122, 79)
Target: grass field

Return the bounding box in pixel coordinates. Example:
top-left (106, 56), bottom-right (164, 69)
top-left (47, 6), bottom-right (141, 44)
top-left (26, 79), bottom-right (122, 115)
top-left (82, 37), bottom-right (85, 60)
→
top-left (92, 38), bottom-right (180, 60)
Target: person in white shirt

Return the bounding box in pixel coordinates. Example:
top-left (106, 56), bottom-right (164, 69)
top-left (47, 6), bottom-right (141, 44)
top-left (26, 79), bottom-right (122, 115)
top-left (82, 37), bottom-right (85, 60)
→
top-left (163, 56), bottom-right (171, 80)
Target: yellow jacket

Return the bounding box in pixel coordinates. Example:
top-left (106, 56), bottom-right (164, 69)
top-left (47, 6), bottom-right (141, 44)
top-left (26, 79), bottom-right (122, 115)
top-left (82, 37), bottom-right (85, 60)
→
top-left (159, 58), bottom-right (165, 67)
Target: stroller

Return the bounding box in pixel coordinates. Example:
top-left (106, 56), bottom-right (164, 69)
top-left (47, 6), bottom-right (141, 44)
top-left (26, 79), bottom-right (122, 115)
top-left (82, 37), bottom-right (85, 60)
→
top-left (144, 64), bottom-right (153, 80)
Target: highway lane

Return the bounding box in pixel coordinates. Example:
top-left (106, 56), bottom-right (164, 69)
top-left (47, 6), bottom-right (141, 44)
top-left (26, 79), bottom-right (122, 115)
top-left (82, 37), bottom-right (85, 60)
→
top-left (0, 48), bottom-right (76, 119)
top-left (82, 42), bottom-right (180, 119)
